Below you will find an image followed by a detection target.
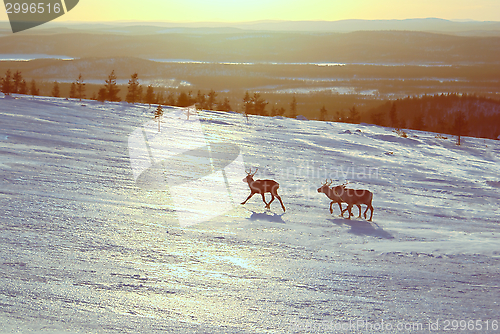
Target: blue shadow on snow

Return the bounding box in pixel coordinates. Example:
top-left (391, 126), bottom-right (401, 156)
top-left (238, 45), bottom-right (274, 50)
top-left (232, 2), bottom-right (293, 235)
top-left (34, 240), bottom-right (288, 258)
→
top-left (328, 217), bottom-right (394, 239)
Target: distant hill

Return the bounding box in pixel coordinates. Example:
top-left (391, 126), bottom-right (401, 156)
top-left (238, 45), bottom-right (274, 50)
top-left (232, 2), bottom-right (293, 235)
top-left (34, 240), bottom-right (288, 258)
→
top-left (2, 18), bottom-right (500, 36)
top-left (230, 18), bottom-right (500, 35)
top-left (1, 30), bottom-right (500, 64)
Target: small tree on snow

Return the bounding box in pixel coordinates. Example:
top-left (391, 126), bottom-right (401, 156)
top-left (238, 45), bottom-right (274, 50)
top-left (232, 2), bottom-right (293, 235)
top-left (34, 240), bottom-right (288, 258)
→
top-left (126, 73), bottom-right (141, 104)
top-left (76, 74), bottom-right (86, 101)
top-left (105, 70), bottom-right (121, 102)
top-left (243, 91), bottom-right (252, 115)
top-left (154, 105), bottom-right (163, 132)
top-left (289, 95), bottom-right (297, 118)
top-left (454, 110), bottom-right (468, 146)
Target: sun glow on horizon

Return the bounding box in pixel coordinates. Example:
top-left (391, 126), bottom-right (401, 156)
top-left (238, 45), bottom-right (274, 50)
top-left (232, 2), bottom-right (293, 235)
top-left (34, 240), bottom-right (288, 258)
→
top-left (2, 0), bottom-right (500, 23)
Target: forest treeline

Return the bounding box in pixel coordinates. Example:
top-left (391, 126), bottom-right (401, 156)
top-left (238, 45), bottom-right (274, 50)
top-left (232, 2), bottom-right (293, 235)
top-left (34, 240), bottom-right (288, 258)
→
top-left (364, 94), bottom-right (500, 139)
top-left (2, 69), bottom-right (499, 140)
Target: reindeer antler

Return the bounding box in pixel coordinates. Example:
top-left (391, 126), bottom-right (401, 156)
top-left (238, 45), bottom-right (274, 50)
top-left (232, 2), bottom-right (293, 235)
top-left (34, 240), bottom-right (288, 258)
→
top-left (341, 180), bottom-right (350, 188)
top-left (246, 168), bottom-right (259, 176)
top-left (322, 179), bottom-right (335, 187)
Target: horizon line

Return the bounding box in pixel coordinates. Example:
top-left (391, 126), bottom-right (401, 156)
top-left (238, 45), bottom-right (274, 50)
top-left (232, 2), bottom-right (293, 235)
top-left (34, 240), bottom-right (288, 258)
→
top-left (2, 18), bottom-right (500, 24)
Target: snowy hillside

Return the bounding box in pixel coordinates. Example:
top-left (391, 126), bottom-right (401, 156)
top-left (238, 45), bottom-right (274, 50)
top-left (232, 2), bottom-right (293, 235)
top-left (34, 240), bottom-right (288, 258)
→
top-left (0, 94), bottom-right (499, 333)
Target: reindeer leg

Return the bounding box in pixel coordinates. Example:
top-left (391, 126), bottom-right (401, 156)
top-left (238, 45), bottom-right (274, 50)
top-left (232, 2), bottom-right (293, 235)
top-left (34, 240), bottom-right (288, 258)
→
top-left (261, 193), bottom-right (271, 209)
top-left (346, 204), bottom-right (353, 220)
top-left (357, 205), bottom-right (362, 218)
top-left (338, 202), bottom-right (345, 217)
top-left (265, 194), bottom-right (275, 209)
top-left (268, 194), bottom-right (276, 207)
top-left (329, 201), bottom-right (335, 214)
top-left (241, 192), bottom-right (255, 205)
top-left (275, 194), bottom-right (286, 212)
top-left (367, 205), bottom-right (374, 221)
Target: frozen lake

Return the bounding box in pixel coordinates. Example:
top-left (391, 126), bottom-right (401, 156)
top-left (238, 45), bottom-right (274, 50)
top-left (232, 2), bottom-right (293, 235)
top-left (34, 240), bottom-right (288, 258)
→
top-left (0, 54), bottom-right (74, 61)
top-left (0, 94), bottom-right (499, 333)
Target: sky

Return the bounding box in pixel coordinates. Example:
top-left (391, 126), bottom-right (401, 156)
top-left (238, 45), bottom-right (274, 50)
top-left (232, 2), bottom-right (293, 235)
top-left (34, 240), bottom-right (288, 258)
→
top-left (1, 0), bottom-right (500, 23)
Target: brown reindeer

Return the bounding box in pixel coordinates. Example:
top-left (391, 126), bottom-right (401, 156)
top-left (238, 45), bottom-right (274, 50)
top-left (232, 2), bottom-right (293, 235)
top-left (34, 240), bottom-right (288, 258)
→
top-left (241, 168), bottom-right (286, 212)
top-left (317, 179), bottom-right (361, 217)
top-left (332, 183), bottom-right (374, 221)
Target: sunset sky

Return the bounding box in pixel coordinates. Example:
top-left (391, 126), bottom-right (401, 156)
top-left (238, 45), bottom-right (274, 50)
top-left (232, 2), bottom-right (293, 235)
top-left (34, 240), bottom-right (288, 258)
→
top-left (1, 0), bottom-right (500, 22)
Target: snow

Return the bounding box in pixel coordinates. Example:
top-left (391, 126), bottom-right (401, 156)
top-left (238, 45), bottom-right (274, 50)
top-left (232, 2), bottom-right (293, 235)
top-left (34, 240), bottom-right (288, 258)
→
top-left (0, 94), bottom-right (499, 333)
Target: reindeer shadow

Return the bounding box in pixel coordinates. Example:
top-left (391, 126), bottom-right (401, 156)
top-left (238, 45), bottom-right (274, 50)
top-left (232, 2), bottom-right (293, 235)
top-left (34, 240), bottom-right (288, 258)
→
top-left (328, 217), bottom-right (394, 239)
top-left (248, 210), bottom-right (286, 224)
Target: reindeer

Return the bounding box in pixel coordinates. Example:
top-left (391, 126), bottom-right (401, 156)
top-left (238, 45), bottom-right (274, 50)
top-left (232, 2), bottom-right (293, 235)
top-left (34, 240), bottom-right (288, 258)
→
top-left (332, 182), bottom-right (374, 221)
top-left (317, 179), bottom-right (361, 217)
top-left (241, 168), bottom-right (286, 212)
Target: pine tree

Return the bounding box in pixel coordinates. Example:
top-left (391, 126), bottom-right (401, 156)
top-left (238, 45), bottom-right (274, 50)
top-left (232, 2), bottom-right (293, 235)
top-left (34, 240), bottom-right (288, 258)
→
top-left (12, 70), bottom-right (22, 94)
top-left (371, 112), bottom-right (385, 126)
top-left (69, 83), bottom-right (77, 98)
top-left (144, 85), bottom-right (155, 107)
top-left (270, 105), bottom-right (277, 117)
top-left (219, 97), bottom-right (231, 111)
top-left (196, 90), bottom-right (206, 109)
top-left (105, 70), bottom-right (121, 102)
top-left (243, 91), bottom-right (252, 115)
top-left (166, 92), bottom-right (175, 106)
top-left (289, 95), bottom-right (297, 118)
top-left (349, 105), bottom-right (360, 123)
top-left (1, 69), bottom-right (12, 95)
top-left (319, 105), bottom-right (327, 121)
top-left (51, 81), bottom-right (60, 97)
top-left (18, 80), bottom-right (28, 94)
top-left (188, 90), bottom-right (195, 106)
top-left (155, 91), bottom-right (165, 105)
top-left (177, 92), bottom-right (190, 107)
top-left (252, 93), bottom-right (267, 116)
top-left (207, 89), bottom-right (217, 110)
top-left (97, 88), bottom-right (107, 102)
top-left (126, 73), bottom-right (140, 103)
top-left (335, 110), bottom-right (343, 122)
top-left (454, 110), bottom-right (468, 146)
top-left (154, 105), bottom-right (163, 132)
top-left (76, 74), bottom-right (86, 101)
top-left (29, 79), bottom-right (39, 97)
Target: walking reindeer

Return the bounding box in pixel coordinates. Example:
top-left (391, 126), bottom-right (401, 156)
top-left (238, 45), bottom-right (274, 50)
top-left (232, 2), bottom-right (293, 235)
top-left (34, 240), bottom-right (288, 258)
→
top-left (332, 181), bottom-right (374, 221)
top-left (241, 168), bottom-right (286, 212)
top-left (317, 179), bottom-right (361, 217)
